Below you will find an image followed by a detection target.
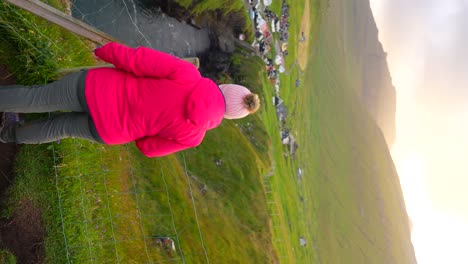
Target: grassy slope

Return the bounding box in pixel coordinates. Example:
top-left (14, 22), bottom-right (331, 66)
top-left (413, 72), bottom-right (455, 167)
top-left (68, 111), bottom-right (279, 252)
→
top-left (260, 0), bottom-right (415, 263)
top-left (314, 1), bottom-right (414, 262)
top-left (175, 0), bottom-right (254, 38)
top-left (0, 0), bottom-right (416, 263)
top-left (0, 1), bottom-right (95, 84)
top-left (258, 0), bottom-right (323, 262)
top-left (10, 134), bottom-right (274, 263)
top-left (0, 1), bottom-right (276, 263)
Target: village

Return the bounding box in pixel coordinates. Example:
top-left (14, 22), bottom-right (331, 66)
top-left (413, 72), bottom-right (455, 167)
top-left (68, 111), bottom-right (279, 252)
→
top-left (246, 0), bottom-right (300, 159)
top-left (246, 0), bottom-right (307, 249)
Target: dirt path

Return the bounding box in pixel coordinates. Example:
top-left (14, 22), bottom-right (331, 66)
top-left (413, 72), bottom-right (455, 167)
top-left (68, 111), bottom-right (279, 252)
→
top-left (298, 0), bottom-right (311, 70)
top-left (0, 64), bottom-right (45, 263)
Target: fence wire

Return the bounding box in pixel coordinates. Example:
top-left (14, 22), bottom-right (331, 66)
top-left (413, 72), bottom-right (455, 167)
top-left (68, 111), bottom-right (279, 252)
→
top-left (0, 0), bottom-right (302, 262)
top-left (0, 0), bottom-right (214, 262)
top-left (48, 141), bottom-right (210, 263)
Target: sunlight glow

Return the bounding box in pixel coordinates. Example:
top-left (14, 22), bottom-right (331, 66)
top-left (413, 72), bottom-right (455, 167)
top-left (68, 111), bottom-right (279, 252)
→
top-left (411, 212), bottom-right (468, 264)
top-left (391, 150), bottom-right (429, 223)
top-left (393, 150), bottom-right (468, 264)
top-left (370, 1), bottom-right (468, 263)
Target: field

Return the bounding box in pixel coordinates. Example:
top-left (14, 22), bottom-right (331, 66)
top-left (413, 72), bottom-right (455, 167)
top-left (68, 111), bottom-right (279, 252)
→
top-left (297, 0), bottom-right (318, 70)
top-left (8, 121), bottom-right (274, 263)
top-left (0, 0), bottom-right (415, 263)
top-left (259, 0), bottom-right (415, 263)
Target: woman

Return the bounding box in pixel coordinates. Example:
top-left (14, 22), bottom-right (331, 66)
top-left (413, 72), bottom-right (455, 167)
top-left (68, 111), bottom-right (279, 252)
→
top-left (0, 42), bottom-right (260, 157)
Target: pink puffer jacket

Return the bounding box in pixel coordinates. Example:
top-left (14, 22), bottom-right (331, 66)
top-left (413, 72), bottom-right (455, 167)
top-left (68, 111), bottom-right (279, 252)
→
top-left (85, 42), bottom-right (225, 157)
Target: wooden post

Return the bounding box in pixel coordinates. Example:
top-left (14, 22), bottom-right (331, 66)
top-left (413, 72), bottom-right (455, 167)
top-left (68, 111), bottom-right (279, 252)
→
top-left (234, 39), bottom-right (260, 55)
top-left (5, 0), bottom-right (118, 45)
top-left (55, 57), bottom-right (199, 79)
top-left (5, 0), bottom-right (200, 68)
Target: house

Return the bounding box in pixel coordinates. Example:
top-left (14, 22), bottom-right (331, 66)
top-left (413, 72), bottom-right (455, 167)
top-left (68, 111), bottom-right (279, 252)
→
top-left (290, 141), bottom-right (298, 158)
top-left (275, 54), bottom-right (284, 66)
top-left (282, 134), bottom-right (298, 157)
top-left (260, 23), bottom-right (273, 44)
top-left (254, 12), bottom-right (273, 43)
top-left (295, 78), bottom-right (301, 87)
top-left (297, 168), bottom-right (303, 182)
top-left (272, 96), bottom-right (282, 106)
top-left (276, 103), bottom-right (288, 122)
top-left (300, 237), bottom-right (307, 247)
top-left (281, 42), bottom-right (288, 52)
top-left (278, 65), bottom-right (285, 73)
top-left (271, 20), bottom-right (280, 33)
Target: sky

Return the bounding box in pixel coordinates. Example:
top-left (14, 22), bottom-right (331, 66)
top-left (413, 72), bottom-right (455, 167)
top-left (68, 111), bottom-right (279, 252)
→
top-left (368, 0), bottom-right (468, 263)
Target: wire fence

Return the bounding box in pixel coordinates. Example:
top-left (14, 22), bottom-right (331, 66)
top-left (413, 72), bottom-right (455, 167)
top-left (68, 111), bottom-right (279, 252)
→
top-left (68, 0), bottom-right (210, 57)
top-left (1, 0), bottom-right (293, 263)
top-left (49, 139), bottom-right (209, 263)
top-left (0, 0), bottom-right (215, 262)
top-left (6, 1), bottom-right (409, 263)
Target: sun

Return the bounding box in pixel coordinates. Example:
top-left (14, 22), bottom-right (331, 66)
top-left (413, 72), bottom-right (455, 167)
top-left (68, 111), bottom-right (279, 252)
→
top-left (391, 147), bottom-right (468, 263)
top-left (392, 150), bottom-right (428, 220)
top-left (411, 211), bottom-right (468, 264)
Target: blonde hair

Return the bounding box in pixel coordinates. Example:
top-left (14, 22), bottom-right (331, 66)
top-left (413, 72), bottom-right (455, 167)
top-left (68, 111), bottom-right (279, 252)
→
top-left (243, 93), bottom-right (260, 114)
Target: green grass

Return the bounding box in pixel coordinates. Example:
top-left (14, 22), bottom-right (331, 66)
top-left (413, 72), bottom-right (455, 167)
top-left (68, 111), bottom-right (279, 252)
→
top-left (0, 1), bottom-right (95, 84)
top-left (258, 0), bottom-right (415, 263)
top-left (174, 0), bottom-right (245, 15)
top-left (0, 250), bottom-right (16, 264)
top-left (253, 0), bottom-right (325, 261)
top-left (7, 125), bottom-right (275, 262)
top-left (0, 1), bottom-right (277, 262)
top-left (174, 0), bottom-right (254, 38)
top-left (0, 0), bottom-right (415, 263)
top-left (5, 145), bottom-right (65, 262)
top-left (266, 0), bottom-right (323, 109)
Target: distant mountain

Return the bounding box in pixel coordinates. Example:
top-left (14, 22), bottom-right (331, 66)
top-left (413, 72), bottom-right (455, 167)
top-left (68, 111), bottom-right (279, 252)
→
top-left (351, 0), bottom-right (397, 147)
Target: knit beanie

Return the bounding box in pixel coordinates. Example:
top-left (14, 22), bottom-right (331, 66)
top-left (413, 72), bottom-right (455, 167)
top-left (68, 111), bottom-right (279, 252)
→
top-left (219, 84), bottom-right (260, 119)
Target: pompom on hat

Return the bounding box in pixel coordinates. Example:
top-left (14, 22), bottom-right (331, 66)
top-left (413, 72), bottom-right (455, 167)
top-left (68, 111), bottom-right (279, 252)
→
top-left (219, 84), bottom-right (260, 119)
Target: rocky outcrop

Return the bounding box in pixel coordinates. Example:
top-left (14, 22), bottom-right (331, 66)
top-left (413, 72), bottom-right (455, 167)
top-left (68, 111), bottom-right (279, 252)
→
top-left (198, 50), bottom-right (232, 80)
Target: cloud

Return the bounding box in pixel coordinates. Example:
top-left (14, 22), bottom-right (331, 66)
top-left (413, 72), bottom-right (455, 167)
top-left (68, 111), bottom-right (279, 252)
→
top-left (372, 0), bottom-right (468, 113)
top-left (372, 0), bottom-right (468, 222)
top-left (419, 3), bottom-right (468, 111)
top-left (371, 7), bottom-right (468, 264)
top-left (374, 0), bottom-right (432, 54)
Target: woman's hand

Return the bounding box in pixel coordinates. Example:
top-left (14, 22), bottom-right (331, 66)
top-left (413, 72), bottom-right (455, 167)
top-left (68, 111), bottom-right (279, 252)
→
top-left (93, 45), bottom-right (102, 61)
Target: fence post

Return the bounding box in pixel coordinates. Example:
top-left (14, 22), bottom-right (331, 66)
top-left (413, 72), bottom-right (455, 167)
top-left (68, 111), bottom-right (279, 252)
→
top-left (5, 0), bottom-right (118, 45)
top-left (55, 57), bottom-right (199, 79)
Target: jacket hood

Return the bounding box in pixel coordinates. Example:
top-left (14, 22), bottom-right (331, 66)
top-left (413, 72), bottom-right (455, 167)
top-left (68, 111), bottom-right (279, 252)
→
top-left (185, 78), bottom-right (225, 130)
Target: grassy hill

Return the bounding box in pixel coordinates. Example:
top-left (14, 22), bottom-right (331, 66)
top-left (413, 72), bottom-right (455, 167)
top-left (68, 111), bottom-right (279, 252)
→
top-left (259, 0), bottom-right (416, 262)
top-left (0, 1), bottom-right (276, 262)
top-left (342, 0), bottom-right (397, 147)
top-left (0, 0), bottom-right (416, 263)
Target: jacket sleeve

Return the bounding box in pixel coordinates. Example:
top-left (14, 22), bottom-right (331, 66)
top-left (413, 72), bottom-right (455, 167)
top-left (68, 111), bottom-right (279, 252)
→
top-left (93, 42), bottom-right (199, 80)
top-left (135, 136), bottom-right (194, 158)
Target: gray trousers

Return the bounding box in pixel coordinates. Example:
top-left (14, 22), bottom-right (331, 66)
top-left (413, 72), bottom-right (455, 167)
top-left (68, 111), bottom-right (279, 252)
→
top-left (0, 71), bottom-right (103, 144)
